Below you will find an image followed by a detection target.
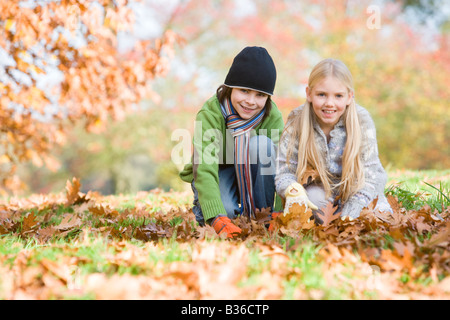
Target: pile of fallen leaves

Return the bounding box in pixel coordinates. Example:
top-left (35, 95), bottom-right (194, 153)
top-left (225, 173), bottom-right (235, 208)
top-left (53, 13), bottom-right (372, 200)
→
top-left (271, 200), bottom-right (449, 286)
top-left (0, 178), bottom-right (198, 243)
top-left (0, 178), bottom-right (449, 299)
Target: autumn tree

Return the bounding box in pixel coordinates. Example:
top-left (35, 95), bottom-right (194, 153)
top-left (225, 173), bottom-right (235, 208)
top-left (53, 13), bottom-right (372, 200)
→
top-left (0, 0), bottom-right (178, 194)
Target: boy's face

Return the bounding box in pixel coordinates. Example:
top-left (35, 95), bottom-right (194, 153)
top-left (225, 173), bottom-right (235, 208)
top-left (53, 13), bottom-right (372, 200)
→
top-left (306, 76), bottom-right (353, 133)
top-left (230, 88), bottom-right (268, 120)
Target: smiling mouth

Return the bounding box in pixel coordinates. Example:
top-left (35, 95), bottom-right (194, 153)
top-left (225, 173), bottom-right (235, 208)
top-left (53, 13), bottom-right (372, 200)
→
top-left (241, 106), bottom-right (255, 112)
top-left (323, 110), bottom-right (336, 114)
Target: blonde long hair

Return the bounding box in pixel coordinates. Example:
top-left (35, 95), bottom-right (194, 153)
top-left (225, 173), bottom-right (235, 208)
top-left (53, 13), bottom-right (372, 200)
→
top-left (285, 59), bottom-right (364, 201)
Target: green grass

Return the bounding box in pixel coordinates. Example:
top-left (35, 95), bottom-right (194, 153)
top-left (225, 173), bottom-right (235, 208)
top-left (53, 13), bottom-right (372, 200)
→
top-left (386, 169), bottom-right (450, 212)
top-left (387, 168), bottom-right (450, 188)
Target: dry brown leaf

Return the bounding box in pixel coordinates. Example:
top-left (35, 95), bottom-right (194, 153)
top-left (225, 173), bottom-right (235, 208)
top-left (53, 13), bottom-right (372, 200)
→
top-left (65, 177), bottom-right (89, 206)
top-left (65, 177), bottom-right (81, 205)
top-left (387, 195), bottom-right (402, 212)
top-left (424, 221), bottom-right (450, 247)
top-left (379, 249), bottom-right (414, 273)
top-left (315, 201), bottom-right (341, 227)
top-left (254, 207), bottom-right (272, 225)
top-left (40, 259), bottom-right (72, 284)
top-left (21, 212), bottom-right (39, 233)
top-left (196, 225), bottom-right (218, 240)
top-left (275, 203), bottom-right (315, 236)
top-left (300, 166), bottom-right (320, 185)
top-left (54, 214), bottom-right (82, 231)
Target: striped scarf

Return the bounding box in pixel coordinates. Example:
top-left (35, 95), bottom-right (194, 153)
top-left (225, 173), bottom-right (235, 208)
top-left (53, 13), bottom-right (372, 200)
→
top-left (220, 98), bottom-right (265, 218)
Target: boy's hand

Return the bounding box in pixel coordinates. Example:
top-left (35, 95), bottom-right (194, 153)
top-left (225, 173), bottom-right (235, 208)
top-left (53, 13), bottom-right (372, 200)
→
top-left (210, 216), bottom-right (242, 238)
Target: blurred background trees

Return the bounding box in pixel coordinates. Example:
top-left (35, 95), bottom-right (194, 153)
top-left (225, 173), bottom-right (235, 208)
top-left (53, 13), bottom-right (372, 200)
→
top-left (0, 0), bottom-right (179, 194)
top-left (1, 0), bottom-right (449, 195)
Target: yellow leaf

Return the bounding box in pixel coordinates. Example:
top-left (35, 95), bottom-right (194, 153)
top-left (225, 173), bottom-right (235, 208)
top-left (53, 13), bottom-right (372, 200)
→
top-left (5, 19), bottom-right (15, 31)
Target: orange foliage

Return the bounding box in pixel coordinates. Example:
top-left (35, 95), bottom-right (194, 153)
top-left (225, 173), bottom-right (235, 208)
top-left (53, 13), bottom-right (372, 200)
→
top-left (0, 1), bottom-right (179, 194)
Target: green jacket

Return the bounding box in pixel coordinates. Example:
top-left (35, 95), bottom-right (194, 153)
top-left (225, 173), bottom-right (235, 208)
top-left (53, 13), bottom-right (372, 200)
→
top-left (179, 95), bottom-right (285, 221)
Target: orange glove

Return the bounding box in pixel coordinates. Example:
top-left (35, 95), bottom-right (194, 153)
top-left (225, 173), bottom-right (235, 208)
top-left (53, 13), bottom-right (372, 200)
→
top-left (211, 216), bottom-right (242, 239)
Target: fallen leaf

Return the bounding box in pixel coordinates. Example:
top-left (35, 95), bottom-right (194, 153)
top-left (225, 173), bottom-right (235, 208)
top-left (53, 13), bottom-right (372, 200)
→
top-left (55, 214), bottom-right (82, 230)
top-left (196, 225), bottom-right (218, 240)
top-left (315, 201), bottom-right (341, 227)
top-left (424, 221), bottom-right (450, 248)
top-left (65, 177), bottom-right (88, 206)
top-left (276, 203), bottom-right (314, 235)
top-left (22, 212), bottom-right (39, 233)
top-left (89, 204), bottom-right (119, 218)
top-left (254, 207), bottom-right (272, 225)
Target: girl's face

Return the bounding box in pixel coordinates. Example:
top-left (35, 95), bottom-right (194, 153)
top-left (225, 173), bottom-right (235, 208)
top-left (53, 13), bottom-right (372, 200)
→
top-left (230, 88), bottom-right (268, 120)
top-left (306, 76), bottom-right (353, 133)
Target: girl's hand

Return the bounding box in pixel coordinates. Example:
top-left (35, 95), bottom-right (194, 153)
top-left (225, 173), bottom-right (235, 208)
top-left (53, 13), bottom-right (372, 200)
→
top-left (340, 201), bottom-right (362, 221)
top-left (283, 182), bottom-right (318, 215)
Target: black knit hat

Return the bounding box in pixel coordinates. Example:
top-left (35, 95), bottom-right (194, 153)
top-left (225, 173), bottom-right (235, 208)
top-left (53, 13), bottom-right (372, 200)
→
top-left (224, 46), bottom-right (277, 96)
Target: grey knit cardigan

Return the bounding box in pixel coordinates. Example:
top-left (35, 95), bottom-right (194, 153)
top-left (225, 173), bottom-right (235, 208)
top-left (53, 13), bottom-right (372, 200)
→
top-left (275, 103), bottom-right (392, 218)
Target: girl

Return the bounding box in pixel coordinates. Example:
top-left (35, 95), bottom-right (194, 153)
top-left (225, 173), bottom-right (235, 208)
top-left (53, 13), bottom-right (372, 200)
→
top-left (180, 46), bottom-right (284, 238)
top-left (276, 58), bottom-right (392, 223)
